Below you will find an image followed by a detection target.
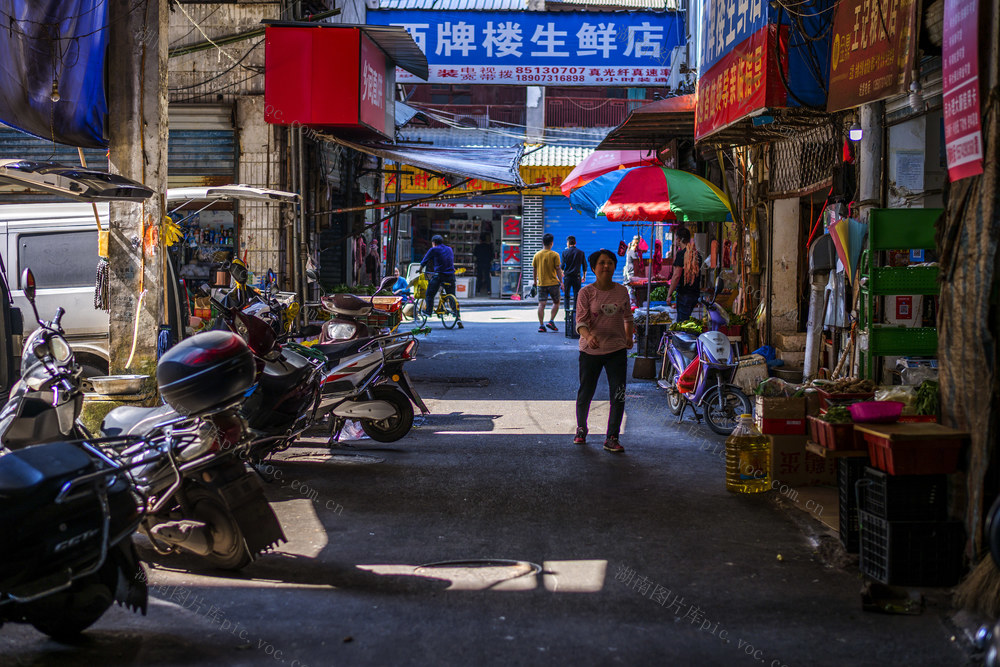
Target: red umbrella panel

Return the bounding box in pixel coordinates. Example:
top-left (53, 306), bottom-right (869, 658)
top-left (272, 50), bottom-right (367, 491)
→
top-left (560, 149), bottom-right (660, 197)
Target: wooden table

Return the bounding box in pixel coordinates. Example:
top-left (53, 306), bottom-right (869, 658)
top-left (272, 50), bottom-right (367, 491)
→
top-left (852, 422), bottom-right (971, 442)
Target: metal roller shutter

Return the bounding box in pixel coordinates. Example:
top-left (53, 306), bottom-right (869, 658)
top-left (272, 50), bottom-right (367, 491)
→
top-left (542, 196), bottom-right (624, 287)
top-left (167, 105), bottom-right (237, 187)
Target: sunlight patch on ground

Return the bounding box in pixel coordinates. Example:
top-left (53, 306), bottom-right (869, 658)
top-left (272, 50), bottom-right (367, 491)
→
top-left (419, 398), bottom-right (624, 436)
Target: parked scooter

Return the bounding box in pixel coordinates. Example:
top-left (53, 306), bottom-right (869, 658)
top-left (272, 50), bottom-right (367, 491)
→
top-left (0, 269), bottom-right (285, 570)
top-left (657, 278), bottom-right (752, 435)
top-left (0, 270), bottom-right (148, 637)
top-left (312, 276), bottom-right (429, 442)
top-left (0, 439), bottom-right (149, 639)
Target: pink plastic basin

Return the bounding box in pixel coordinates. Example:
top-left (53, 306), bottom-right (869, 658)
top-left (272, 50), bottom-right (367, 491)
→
top-left (849, 400), bottom-right (904, 423)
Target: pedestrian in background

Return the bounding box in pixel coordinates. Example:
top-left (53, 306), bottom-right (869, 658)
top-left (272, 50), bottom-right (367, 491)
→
top-left (419, 234), bottom-right (464, 329)
top-left (574, 249), bottom-right (634, 453)
top-left (622, 235), bottom-right (642, 306)
top-left (473, 233), bottom-right (494, 296)
top-left (561, 235), bottom-right (586, 313)
top-left (667, 226), bottom-right (702, 323)
top-left (532, 233), bottom-right (563, 332)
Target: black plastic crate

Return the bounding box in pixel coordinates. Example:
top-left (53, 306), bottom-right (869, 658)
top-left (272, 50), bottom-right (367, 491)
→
top-left (860, 466), bottom-right (947, 521)
top-left (564, 309), bottom-right (579, 339)
top-left (838, 456), bottom-right (869, 553)
top-left (858, 511), bottom-right (965, 586)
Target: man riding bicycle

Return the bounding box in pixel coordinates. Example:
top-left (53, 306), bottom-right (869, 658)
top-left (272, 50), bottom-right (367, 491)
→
top-left (419, 234), bottom-right (464, 329)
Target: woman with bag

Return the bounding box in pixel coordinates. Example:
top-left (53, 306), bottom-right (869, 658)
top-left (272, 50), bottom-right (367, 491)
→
top-left (573, 249), bottom-right (635, 453)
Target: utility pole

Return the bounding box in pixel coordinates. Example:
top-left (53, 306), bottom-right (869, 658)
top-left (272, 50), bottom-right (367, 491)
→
top-left (106, 0), bottom-right (168, 374)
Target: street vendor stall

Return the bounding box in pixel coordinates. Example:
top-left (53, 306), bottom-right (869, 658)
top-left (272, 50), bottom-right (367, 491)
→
top-left (568, 164), bottom-right (734, 377)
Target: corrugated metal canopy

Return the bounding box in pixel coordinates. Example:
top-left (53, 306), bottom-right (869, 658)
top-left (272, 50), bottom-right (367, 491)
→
top-left (321, 133), bottom-right (526, 187)
top-left (597, 94), bottom-right (695, 150)
top-left (261, 21), bottom-right (428, 80)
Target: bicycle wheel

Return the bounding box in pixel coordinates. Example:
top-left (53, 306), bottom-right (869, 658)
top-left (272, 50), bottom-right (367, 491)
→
top-left (440, 294), bottom-right (460, 329)
top-left (414, 298), bottom-right (429, 327)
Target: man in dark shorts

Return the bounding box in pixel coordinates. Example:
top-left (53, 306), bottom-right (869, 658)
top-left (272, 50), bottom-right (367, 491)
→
top-left (532, 233), bottom-right (563, 332)
top-left (561, 235), bottom-right (586, 312)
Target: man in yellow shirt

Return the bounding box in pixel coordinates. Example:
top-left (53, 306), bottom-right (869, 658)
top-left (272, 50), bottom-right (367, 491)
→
top-left (532, 233), bottom-right (564, 332)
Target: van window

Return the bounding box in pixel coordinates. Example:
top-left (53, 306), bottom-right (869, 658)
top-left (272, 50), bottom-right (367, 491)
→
top-left (18, 231), bottom-right (98, 289)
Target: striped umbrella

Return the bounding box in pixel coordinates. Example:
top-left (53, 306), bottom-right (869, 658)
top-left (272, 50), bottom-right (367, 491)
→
top-left (560, 149), bottom-right (661, 197)
top-left (568, 166), bottom-right (732, 222)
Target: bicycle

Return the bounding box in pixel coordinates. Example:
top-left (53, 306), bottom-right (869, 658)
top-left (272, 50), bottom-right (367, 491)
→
top-left (415, 270), bottom-right (462, 329)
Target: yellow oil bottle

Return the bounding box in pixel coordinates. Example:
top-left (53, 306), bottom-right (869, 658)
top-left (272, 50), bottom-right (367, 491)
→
top-left (725, 414), bottom-right (771, 493)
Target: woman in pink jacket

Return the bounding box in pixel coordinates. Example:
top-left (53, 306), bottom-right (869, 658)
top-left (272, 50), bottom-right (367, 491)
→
top-left (573, 249), bottom-right (635, 453)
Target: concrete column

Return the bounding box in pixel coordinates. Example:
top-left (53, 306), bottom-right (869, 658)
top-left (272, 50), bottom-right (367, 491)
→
top-left (858, 101), bottom-right (884, 222)
top-left (769, 198), bottom-right (800, 333)
top-left (107, 0), bottom-right (168, 373)
top-left (526, 86), bottom-right (545, 143)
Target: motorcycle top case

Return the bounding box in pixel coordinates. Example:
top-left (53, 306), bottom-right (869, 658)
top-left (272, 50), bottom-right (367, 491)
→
top-left (157, 331), bottom-right (255, 415)
top-left (0, 441), bottom-right (138, 596)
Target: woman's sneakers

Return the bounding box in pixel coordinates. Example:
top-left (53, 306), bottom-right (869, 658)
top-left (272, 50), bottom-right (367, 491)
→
top-left (574, 427), bottom-right (588, 444)
top-left (603, 436), bottom-right (624, 453)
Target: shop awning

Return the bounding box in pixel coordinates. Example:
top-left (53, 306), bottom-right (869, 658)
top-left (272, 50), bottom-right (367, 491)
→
top-left (597, 95), bottom-right (696, 151)
top-left (323, 134), bottom-right (526, 188)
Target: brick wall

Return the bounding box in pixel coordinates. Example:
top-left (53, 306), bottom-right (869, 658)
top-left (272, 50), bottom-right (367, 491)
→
top-left (521, 194), bottom-right (544, 295)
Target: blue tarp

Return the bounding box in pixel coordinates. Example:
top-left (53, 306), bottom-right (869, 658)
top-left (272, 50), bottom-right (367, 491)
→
top-left (0, 1), bottom-right (109, 148)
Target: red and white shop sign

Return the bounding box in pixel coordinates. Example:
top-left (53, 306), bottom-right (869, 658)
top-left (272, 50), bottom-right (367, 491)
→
top-left (501, 216), bottom-right (522, 241)
top-left (942, 0), bottom-right (983, 181)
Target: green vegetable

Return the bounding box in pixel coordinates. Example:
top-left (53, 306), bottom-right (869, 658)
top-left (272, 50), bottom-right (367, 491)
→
top-left (914, 380), bottom-right (939, 416)
top-left (821, 405), bottom-right (853, 423)
top-left (650, 286), bottom-right (670, 301)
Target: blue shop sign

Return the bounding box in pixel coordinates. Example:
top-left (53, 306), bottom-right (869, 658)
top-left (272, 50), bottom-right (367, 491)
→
top-left (699, 0), bottom-right (769, 74)
top-left (369, 10), bottom-right (684, 86)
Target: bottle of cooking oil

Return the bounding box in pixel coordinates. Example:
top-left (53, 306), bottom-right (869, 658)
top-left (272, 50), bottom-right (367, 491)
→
top-left (725, 414), bottom-right (771, 493)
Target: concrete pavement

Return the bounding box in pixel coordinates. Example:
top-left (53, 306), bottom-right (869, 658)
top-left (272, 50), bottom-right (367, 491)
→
top-left (0, 306), bottom-right (973, 666)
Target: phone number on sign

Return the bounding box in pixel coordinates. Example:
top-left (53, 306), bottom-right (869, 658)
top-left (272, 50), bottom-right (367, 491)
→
top-left (515, 74), bottom-right (586, 82)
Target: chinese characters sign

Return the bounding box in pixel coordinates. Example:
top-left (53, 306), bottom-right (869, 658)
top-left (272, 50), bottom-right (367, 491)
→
top-left (942, 0), bottom-right (983, 181)
top-left (699, 0), bottom-right (768, 74)
top-left (827, 0), bottom-right (919, 112)
top-left (695, 26), bottom-right (784, 141)
top-left (368, 10), bottom-right (683, 85)
top-left (384, 166), bottom-right (571, 195)
top-left (359, 35), bottom-right (386, 132)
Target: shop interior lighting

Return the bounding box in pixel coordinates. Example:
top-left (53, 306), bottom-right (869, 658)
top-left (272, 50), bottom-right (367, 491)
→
top-left (848, 121), bottom-right (863, 142)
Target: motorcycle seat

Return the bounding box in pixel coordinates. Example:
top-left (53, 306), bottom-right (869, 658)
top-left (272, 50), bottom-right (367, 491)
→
top-left (0, 441), bottom-right (92, 496)
top-left (102, 404), bottom-right (180, 437)
top-left (321, 293), bottom-right (372, 317)
top-left (315, 338), bottom-right (370, 362)
top-left (670, 331), bottom-right (698, 352)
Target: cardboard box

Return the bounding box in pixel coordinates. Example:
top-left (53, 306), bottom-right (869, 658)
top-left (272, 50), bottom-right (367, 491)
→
top-left (755, 396), bottom-right (806, 419)
top-left (769, 434), bottom-right (837, 487)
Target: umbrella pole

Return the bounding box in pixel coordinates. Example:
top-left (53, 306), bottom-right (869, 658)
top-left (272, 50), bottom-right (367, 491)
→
top-left (645, 223), bottom-right (654, 357)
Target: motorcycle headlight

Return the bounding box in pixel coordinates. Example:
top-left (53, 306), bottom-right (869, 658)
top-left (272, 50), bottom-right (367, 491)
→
top-left (324, 321), bottom-right (356, 340)
top-left (50, 335), bottom-right (72, 364)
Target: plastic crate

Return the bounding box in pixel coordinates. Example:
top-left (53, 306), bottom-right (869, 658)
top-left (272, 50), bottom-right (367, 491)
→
top-left (868, 326), bottom-right (938, 357)
top-left (565, 309), bottom-right (579, 339)
top-left (869, 266), bottom-right (940, 295)
top-left (862, 431), bottom-right (963, 475)
top-left (838, 456), bottom-right (869, 553)
top-left (858, 511), bottom-right (964, 586)
top-left (808, 416), bottom-right (858, 450)
top-left (360, 308), bottom-right (401, 331)
top-left (859, 466), bottom-right (947, 521)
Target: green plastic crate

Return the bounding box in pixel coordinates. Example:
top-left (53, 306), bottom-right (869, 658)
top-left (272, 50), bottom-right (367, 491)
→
top-left (869, 209), bottom-right (942, 251)
top-left (869, 266), bottom-right (940, 295)
top-left (869, 326), bottom-right (938, 357)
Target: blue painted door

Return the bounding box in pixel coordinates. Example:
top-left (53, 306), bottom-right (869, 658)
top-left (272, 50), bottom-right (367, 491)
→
top-left (542, 196), bottom-right (623, 287)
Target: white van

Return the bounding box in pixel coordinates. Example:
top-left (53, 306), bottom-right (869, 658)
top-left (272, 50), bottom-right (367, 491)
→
top-left (0, 180), bottom-right (296, 375)
top-left (0, 202), bottom-right (111, 375)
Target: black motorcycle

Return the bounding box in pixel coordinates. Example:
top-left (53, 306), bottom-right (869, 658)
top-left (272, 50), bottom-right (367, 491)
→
top-left (1, 269), bottom-right (285, 571)
top-left (0, 271), bottom-right (148, 638)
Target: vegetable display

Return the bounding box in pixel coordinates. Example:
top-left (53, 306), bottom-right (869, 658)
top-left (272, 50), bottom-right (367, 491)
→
top-left (914, 380), bottom-right (939, 416)
top-left (820, 405), bottom-right (853, 423)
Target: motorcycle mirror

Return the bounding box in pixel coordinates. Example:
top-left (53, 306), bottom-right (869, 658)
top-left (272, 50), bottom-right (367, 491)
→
top-left (230, 262), bottom-right (249, 286)
top-left (376, 276), bottom-right (395, 294)
top-left (21, 268), bottom-right (36, 302)
top-left (21, 268), bottom-right (42, 324)
top-left (713, 277), bottom-right (724, 301)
